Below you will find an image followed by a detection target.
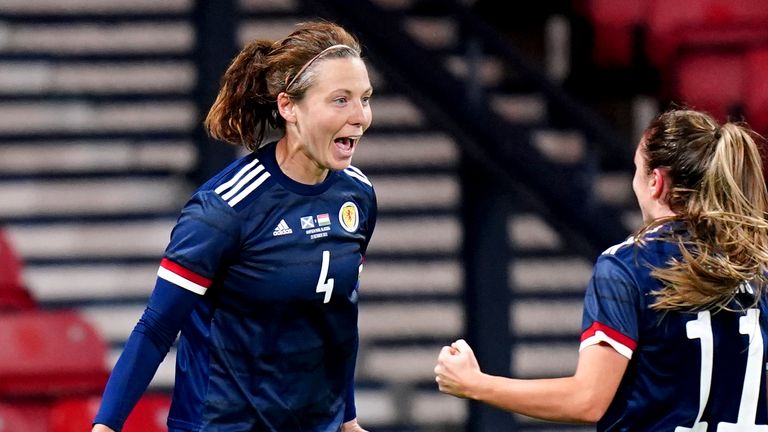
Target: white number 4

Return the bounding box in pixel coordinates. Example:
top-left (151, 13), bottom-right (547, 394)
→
top-left (316, 250), bottom-right (334, 303)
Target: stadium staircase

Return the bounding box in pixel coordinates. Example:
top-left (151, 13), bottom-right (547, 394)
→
top-left (0, 0), bottom-right (637, 431)
top-left (309, 0), bottom-right (637, 430)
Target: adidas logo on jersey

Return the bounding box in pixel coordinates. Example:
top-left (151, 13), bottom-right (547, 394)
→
top-left (272, 219), bottom-right (293, 236)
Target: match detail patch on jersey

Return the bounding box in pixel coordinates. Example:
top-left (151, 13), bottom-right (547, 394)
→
top-left (339, 201), bottom-right (359, 233)
top-left (214, 158), bottom-right (271, 207)
top-left (272, 219), bottom-right (293, 236)
top-left (580, 322), bottom-right (636, 359)
top-left (302, 213), bottom-right (331, 239)
top-left (157, 258), bottom-right (212, 295)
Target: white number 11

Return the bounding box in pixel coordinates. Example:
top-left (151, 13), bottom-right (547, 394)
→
top-left (675, 309), bottom-right (768, 432)
top-left (316, 250), bottom-right (334, 303)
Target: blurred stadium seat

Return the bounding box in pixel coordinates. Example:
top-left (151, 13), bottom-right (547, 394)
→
top-left (583, 0), bottom-right (646, 67)
top-left (646, 0), bottom-right (768, 71)
top-left (0, 310), bottom-right (109, 398)
top-left (0, 403), bottom-right (44, 432)
top-left (673, 51), bottom-right (744, 122)
top-left (49, 393), bottom-right (171, 432)
top-left (745, 47), bottom-right (768, 134)
top-left (0, 228), bottom-right (36, 311)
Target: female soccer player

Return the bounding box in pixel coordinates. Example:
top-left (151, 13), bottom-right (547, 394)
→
top-left (92, 21), bottom-right (376, 432)
top-left (435, 109), bottom-right (768, 430)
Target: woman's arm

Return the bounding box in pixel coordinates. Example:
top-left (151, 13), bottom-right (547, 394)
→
top-left (434, 339), bottom-right (628, 423)
top-left (92, 281), bottom-right (201, 430)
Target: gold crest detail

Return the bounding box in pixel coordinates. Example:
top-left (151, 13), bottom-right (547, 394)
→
top-left (339, 201), bottom-right (359, 233)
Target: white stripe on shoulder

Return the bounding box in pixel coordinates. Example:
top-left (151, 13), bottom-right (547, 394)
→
top-left (602, 235), bottom-right (635, 256)
top-left (220, 164), bottom-right (267, 201)
top-left (227, 171), bottom-right (271, 207)
top-left (214, 158), bottom-right (261, 195)
top-left (344, 166), bottom-right (371, 186)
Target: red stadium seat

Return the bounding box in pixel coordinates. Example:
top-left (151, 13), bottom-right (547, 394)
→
top-left (49, 394), bottom-right (171, 432)
top-left (744, 48), bottom-right (768, 135)
top-left (0, 403), bottom-right (45, 432)
top-left (0, 310), bottom-right (109, 398)
top-left (0, 228), bottom-right (36, 311)
top-left (583, 0), bottom-right (646, 67)
top-left (673, 51), bottom-right (744, 123)
top-left (646, 0), bottom-right (768, 71)
top-left (0, 402), bottom-right (50, 432)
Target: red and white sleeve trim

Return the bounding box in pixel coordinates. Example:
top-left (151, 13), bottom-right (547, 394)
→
top-left (579, 322), bottom-right (636, 360)
top-left (157, 258), bottom-right (212, 295)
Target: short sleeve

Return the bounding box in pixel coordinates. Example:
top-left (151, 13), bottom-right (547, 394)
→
top-left (580, 255), bottom-right (640, 359)
top-left (158, 190), bottom-right (242, 295)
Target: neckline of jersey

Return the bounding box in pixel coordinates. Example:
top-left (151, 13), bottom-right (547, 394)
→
top-left (259, 141), bottom-right (340, 196)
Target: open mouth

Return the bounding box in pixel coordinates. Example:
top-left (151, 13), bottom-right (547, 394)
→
top-left (334, 136), bottom-right (358, 155)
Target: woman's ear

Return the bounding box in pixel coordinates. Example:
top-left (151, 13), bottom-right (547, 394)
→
top-left (649, 168), bottom-right (668, 200)
top-left (276, 92), bottom-right (296, 124)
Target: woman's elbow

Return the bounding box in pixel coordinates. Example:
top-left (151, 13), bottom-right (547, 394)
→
top-left (573, 393), bottom-right (612, 423)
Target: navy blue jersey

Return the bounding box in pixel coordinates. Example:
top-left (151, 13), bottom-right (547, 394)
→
top-left (153, 141), bottom-right (376, 431)
top-left (581, 224), bottom-right (768, 431)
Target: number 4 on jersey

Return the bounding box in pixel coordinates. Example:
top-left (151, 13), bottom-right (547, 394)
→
top-left (316, 250), bottom-right (335, 303)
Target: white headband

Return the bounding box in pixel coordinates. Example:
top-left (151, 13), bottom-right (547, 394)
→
top-left (285, 44), bottom-right (355, 91)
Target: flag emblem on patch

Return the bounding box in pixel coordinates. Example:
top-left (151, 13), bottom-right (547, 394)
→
top-left (339, 202), bottom-right (359, 233)
top-left (300, 216), bottom-right (315, 229)
top-left (317, 213), bottom-right (331, 226)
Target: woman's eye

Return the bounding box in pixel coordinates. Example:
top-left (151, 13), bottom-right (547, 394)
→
top-left (334, 97), bottom-right (348, 105)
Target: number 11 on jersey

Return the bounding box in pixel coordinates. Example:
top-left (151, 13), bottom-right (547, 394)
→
top-left (316, 250), bottom-right (335, 303)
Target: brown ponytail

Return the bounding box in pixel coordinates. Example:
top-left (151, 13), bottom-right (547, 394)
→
top-left (204, 40), bottom-right (279, 150)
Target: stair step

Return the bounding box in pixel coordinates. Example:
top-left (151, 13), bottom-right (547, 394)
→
top-left (509, 257), bottom-right (593, 293)
top-left (411, 391), bottom-right (467, 426)
top-left (354, 133), bottom-right (457, 169)
top-left (532, 129), bottom-right (585, 164)
top-left (0, 61), bottom-right (195, 94)
top-left (367, 216), bottom-right (460, 255)
top-left (0, 101), bottom-right (196, 134)
top-left (512, 342), bottom-right (579, 377)
top-left (355, 390), bottom-right (398, 427)
top-left (359, 302), bottom-right (463, 339)
top-left (25, 263), bottom-right (157, 302)
top-left (0, 140), bottom-right (195, 174)
top-left (492, 94), bottom-right (546, 124)
top-left (372, 175), bottom-right (458, 211)
top-left (595, 172), bottom-right (634, 206)
top-left (362, 345), bottom-right (443, 384)
top-left (362, 260), bottom-right (461, 296)
top-left (239, 0), bottom-right (299, 13)
top-left (507, 214), bottom-right (562, 250)
top-left (0, 178), bottom-right (190, 217)
top-left (0, 21), bottom-right (194, 55)
top-left (510, 299), bottom-right (582, 336)
top-left (238, 18), bottom-right (312, 45)
top-left (5, 219), bottom-right (173, 259)
top-left (0, 0), bottom-right (191, 14)
top-left (444, 54), bottom-right (506, 88)
top-left (404, 17), bottom-right (457, 50)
